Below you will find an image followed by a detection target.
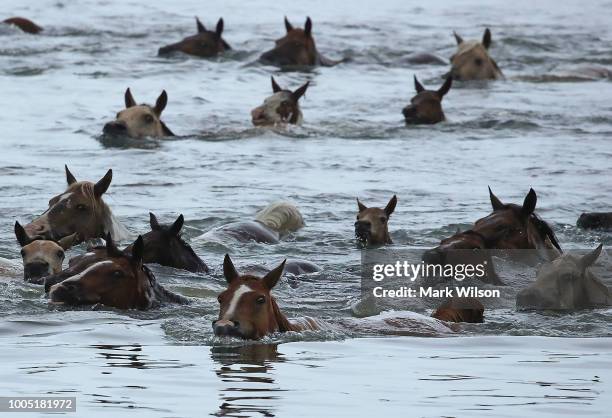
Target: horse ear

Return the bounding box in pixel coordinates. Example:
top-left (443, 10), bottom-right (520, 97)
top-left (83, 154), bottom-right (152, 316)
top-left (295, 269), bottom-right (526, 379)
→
top-left (292, 81), bottom-right (309, 101)
top-left (482, 28), bottom-right (492, 49)
top-left (149, 212), bottom-right (161, 231)
top-left (58, 232), bottom-right (78, 250)
top-left (357, 198), bottom-right (367, 212)
top-left (385, 195), bottom-right (397, 217)
top-left (271, 76), bottom-right (282, 93)
top-left (169, 214), bottom-right (184, 236)
top-left (14, 221), bottom-right (32, 247)
top-left (131, 236), bottom-right (144, 266)
top-left (453, 31), bottom-right (464, 45)
top-left (521, 188), bottom-right (537, 218)
top-left (154, 90), bottom-right (168, 116)
top-left (195, 17), bottom-right (206, 33)
top-left (284, 16), bottom-right (293, 32)
top-left (304, 17), bottom-right (312, 37)
top-left (488, 186), bottom-right (504, 211)
top-left (263, 259), bottom-right (286, 290)
top-left (65, 165), bottom-right (77, 185)
top-left (105, 232), bottom-right (122, 257)
top-left (414, 75), bottom-right (425, 93)
top-left (437, 76), bottom-right (452, 99)
top-left (579, 244), bottom-right (603, 272)
top-left (124, 88), bottom-right (136, 108)
top-left (223, 254), bottom-right (239, 283)
top-left (94, 169), bottom-right (112, 197)
top-left (215, 18), bottom-right (224, 38)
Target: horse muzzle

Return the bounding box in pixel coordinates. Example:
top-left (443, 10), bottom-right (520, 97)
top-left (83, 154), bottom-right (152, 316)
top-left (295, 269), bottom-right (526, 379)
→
top-left (103, 121), bottom-right (128, 135)
top-left (251, 107), bottom-right (269, 126)
top-left (212, 319), bottom-right (243, 337)
top-left (354, 221), bottom-right (371, 244)
top-left (24, 261), bottom-right (51, 281)
top-left (48, 282), bottom-right (82, 305)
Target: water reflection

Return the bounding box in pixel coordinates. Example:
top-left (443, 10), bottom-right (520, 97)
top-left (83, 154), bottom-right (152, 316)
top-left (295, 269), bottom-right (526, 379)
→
top-left (210, 344), bottom-right (285, 417)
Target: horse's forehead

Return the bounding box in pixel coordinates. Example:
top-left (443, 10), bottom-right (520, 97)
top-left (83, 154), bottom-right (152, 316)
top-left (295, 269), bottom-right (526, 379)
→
top-left (119, 105), bottom-right (155, 118)
top-left (278, 29), bottom-right (308, 43)
top-left (456, 41), bottom-right (486, 56)
top-left (476, 208), bottom-right (520, 227)
top-left (360, 207), bottom-right (385, 218)
top-left (264, 91), bottom-right (292, 106)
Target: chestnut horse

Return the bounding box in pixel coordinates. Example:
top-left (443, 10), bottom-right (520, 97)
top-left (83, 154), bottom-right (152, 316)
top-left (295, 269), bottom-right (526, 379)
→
top-left (103, 88), bottom-right (174, 138)
top-left (48, 235), bottom-right (189, 309)
top-left (449, 28), bottom-right (503, 81)
top-left (3, 17), bottom-right (42, 34)
top-left (251, 77), bottom-right (309, 126)
top-left (423, 188), bottom-right (561, 267)
top-left (355, 195), bottom-right (397, 246)
top-left (14, 221), bottom-right (77, 282)
top-left (24, 166), bottom-right (128, 243)
top-left (158, 17), bottom-right (230, 57)
top-left (124, 212), bottom-right (209, 273)
top-left (259, 17), bottom-right (342, 67)
top-left (403, 76), bottom-right (452, 125)
top-left (432, 297), bottom-right (484, 323)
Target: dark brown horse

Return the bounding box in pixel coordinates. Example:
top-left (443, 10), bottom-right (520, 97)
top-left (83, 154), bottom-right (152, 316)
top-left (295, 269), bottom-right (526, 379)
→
top-left (158, 17), bottom-right (230, 57)
top-left (48, 235), bottom-right (189, 309)
top-left (355, 195), bottom-right (397, 246)
top-left (251, 77), bottom-right (309, 126)
top-left (14, 221), bottom-right (77, 282)
top-left (213, 254), bottom-right (318, 339)
top-left (577, 212), bottom-right (612, 230)
top-left (259, 17), bottom-right (342, 67)
top-left (124, 212), bottom-right (209, 273)
top-left (432, 297), bottom-right (484, 323)
top-left (24, 165), bottom-right (128, 243)
top-left (423, 188), bottom-right (561, 268)
top-left (3, 17), bottom-right (42, 34)
top-left (103, 88), bottom-right (174, 138)
top-left (403, 76), bottom-right (452, 125)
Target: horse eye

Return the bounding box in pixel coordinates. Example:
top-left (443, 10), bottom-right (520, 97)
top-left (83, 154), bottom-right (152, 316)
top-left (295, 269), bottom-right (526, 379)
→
top-left (217, 294), bottom-right (223, 303)
top-left (380, 217), bottom-right (387, 223)
top-left (356, 215), bottom-right (360, 220)
top-left (116, 112), bottom-right (121, 119)
top-left (76, 204), bottom-right (88, 211)
top-left (144, 115), bottom-right (154, 123)
top-left (474, 58), bottom-right (483, 66)
top-left (20, 249), bottom-right (25, 257)
top-left (112, 270), bottom-right (124, 278)
top-left (56, 250), bottom-right (65, 259)
top-left (256, 296), bottom-right (266, 304)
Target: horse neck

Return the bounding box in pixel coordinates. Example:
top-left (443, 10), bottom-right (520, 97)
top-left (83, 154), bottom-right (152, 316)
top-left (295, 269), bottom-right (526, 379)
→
top-left (101, 203), bottom-right (130, 241)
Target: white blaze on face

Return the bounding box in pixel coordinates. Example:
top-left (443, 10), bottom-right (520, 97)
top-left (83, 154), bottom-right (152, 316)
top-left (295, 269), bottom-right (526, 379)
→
top-left (223, 284), bottom-right (254, 320)
top-left (53, 260), bottom-right (115, 289)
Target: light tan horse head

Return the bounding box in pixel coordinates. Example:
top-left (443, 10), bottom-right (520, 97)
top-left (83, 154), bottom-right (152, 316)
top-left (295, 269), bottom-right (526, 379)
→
top-left (450, 28), bottom-right (502, 81)
top-left (15, 221), bottom-right (76, 281)
top-left (354, 195), bottom-right (397, 246)
top-left (103, 88), bottom-right (174, 138)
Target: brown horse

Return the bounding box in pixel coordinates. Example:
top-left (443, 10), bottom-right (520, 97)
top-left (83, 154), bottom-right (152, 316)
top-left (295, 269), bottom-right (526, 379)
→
top-left (432, 297), bottom-right (484, 323)
top-left (103, 88), bottom-right (174, 138)
top-left (48, 235), bottom-right (189, 309)
top-left (24, 165), bottom-right (128, 243)
top-left (158, 17), bottom-right (230, 57)
top-left (403, 76), bottom-right (452, 125)
top-left (423, 188), bottom-right (561, 267)
top-left (124, 212), bottom-right (209, 273)
top-left (3, 17), bottom-right (42, 34)
top-left (14, 221), bottom-right (77, 282)
top-left (577, 212), bottom-right (612, 230)
top-left (251, 77), bottom-right (309, 126)
top-left (259, 17), bottom-right (342, 67)
top-left (213, 254), bottom-right (319, 339)
top-left (355, 195), bottom-right (397, 246)
top-left (449, 28), bottom-right (503, 81)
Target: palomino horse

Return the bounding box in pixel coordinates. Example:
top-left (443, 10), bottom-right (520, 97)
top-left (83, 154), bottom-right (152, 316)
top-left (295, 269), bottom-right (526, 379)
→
top-left (251, 77), bottom-right (309, 126)
top-left (14, 221), bottom-right (77, 282)
top-left (214, 254), bottom-right (453, 340)
top-left (577, 212), bottom-right (612, 230)
top-left (158, 17), bottom-right (230, 57)
top-left (199, 201), bottom-right (304, 244)
top-left (24, 165), bottom-right (129, 243)
top-left (449, 28), bottom-right (503, 81)
top-left (48, 235), bottom-right (189, 309)
top-left (423, 188), bottom-right (561, 267)
top-left (3, 17), bottom-right (42, 34)
top-left (103, 88), bottom-right (174, 138)
top-left (259, 17), bottom-right (342, 67)
top-left (403, 76), bottom-right (452, 125)
top-left (124, 212), bottom-right (209, 273)
top-left (517, 245), bottom-right (611, 310)
top-left (355, 195), bottom-right (397, 246)
top-left (432, 297), bottom-right (484, 323)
